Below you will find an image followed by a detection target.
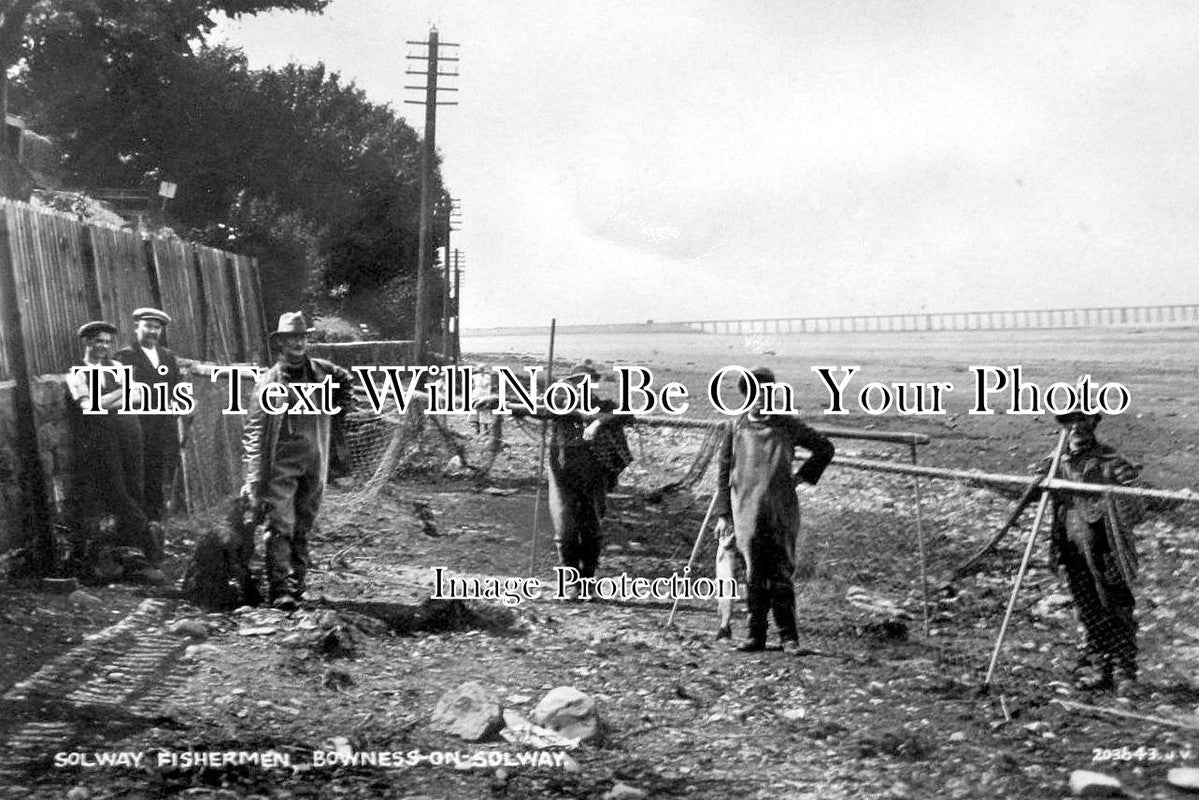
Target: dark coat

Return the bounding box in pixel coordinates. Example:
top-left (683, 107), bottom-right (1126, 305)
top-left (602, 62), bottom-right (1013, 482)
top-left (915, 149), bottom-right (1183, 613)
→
top-left (242, 357), bottom-right (355, 489)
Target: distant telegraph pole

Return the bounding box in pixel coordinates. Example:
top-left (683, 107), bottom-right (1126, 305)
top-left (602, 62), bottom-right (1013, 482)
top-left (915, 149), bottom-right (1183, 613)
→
top-left (452, 249), bottom-right (464, 363)
top-left (405, 27), bottom-right (458, 364)
top-left (438, 195), bottom-right (461, 356)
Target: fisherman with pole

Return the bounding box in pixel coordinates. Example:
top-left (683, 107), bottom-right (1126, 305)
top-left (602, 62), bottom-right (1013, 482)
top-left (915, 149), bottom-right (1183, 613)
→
top-left (1045, 408), bottom-right (1145, 694)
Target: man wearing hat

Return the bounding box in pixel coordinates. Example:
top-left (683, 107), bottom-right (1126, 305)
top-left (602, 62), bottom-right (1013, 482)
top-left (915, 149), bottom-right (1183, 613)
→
top-left (64, 320), bottom-right (159, 577)
top-left (1046, 409), bottom-right (1145, 694)
top-left (114, 307), bottom-right (213, 531)
top-left (241, 312), bottom-right (355, 610)
top-left (712, 366), bottom-right (835, 654)
top-left (514, 361), bottom-right (633, 593)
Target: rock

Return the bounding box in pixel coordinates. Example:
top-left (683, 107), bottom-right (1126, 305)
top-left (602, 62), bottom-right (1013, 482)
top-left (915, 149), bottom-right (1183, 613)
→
top-left (531, 686), bottom-right (602, 744)
top-left (1069, 770), bottom-right (1126, 797)
top-left (431, 682), bottom-right (503, 742)
top-left (323, 668), bottom-right (355, 690)
top-left (66, 786), bottom-right (90, 800)
top-left (1033, 593), bottom-right (1073, 617)
top-left (500, 709), bottom-right (578, 748)
top-left (43, 577), bottom-right (79, 594)
top-left (602, 782), bottom-right (646, 800)
top-left (182, 644), bottom-right (221, 660)
top-left (1168, 767), bottom-right (1199, 792)
top-left (238, 626), bottom-right (279, 636)
top-left (949, 731), bottom-right (967, 742)
top-left (68, 590), bottom-right (103, 608)
top-left (169, 620), bottom-right (209, 639)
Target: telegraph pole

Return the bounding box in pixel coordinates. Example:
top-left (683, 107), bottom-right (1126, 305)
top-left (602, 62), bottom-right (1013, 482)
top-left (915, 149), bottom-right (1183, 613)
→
top-left (405, 28), bottom-right (458, 364)
top-left (438, 195), bottom-right (461, 356)
top-left (453, 249), bottom-right (464, 363)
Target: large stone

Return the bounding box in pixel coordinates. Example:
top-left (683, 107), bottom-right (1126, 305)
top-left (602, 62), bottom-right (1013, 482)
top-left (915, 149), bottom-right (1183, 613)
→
top-left (1168, 767), bottom-right (1199, 792)
top-left (531, 686), bottom-right (602, 744)
top-left (169, 620), bottom-right (210, 639)
top-left (602, 783), bottom-right (646, 800)
top-left (431, 682), bottom-right (503, 742)
top-left (1069, 770), bottom-right (1126, 797)
top-left (68, 590), bottom-right (103, 608)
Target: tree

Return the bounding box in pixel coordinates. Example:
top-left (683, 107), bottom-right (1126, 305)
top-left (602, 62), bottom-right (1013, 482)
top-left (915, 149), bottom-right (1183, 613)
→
top-left (4, 1), bottom-right (446, 337)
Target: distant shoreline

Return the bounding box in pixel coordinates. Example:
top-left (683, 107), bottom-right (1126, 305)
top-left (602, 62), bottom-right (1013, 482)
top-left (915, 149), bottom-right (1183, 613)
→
top-left (461, 322), bottom-right (702, 337)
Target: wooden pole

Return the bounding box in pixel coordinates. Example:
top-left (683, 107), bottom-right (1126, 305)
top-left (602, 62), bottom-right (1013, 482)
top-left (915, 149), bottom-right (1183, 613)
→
top-left (834, 455), bottom-right (1198, 504)
top-left (982, 429), bottom-right (1068, 688)
top-left (910, 442), bottom-right (930, 636)
top-left (411, 28), bottom-right (439, 365)
top-left (665, 492), bottom-right (719, 628)
top-left (950, 483), bottom-right (1040, 581)
top-left (528, 319), bottom-right (556, 577)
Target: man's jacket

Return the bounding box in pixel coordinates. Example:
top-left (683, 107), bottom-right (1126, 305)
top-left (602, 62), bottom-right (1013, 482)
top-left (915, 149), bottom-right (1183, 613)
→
top-left (113, 345), bottom-right (182, 395)
top-left (1049, 445), bottom-right (1145, 586)
top-left (242, 357), bottom-right (355, 490)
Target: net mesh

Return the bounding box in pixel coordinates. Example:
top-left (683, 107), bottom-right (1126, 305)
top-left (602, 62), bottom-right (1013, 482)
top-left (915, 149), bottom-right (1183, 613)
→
top-left (170, 364), bottom-right (1197, 697)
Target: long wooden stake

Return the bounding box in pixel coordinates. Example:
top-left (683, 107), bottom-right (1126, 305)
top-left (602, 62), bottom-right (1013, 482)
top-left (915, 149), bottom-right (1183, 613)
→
top-left (834, 455), bottom-right (1197, 504)
top-left (527, 319), bottom-right (556, 577)
top-left (666, 492), bottom-right (719, 628)
top-left (983, 428), bottom-right (1068, 687)
top-left (1053, 699), bottom-right (1199, 731)
top-left (909, 442), bottom-right (930, 636)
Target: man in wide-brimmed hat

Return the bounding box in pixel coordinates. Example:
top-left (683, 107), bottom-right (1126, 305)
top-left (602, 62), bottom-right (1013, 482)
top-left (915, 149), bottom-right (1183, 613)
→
top-left (113, 307), bottom-right (214, 533)
top-left (1046, 408), bottom-right (1145, 695)
top-left (712, 366), bottom-right (835, 654)
top-left (241, 312), bottom-right (355, 610)
top-left (64, 320), bottom-right (161, 581)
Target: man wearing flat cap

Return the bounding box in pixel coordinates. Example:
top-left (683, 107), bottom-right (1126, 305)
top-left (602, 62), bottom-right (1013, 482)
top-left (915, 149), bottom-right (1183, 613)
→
top-left (241, 312), bottom-right (355, 610)
top-left (65, 320), bottom-right (159, 578)
top-left (114, 307), bottom-right (214, 531)
top-left (1045, 409), bottom-right (1146, 695)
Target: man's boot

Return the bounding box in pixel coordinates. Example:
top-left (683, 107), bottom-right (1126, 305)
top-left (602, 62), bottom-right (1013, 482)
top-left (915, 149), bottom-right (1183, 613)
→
top-left (735, 610), bottom-right (768, 652)
top-left (1075, 657), bottom-right (1114, 691)
top-left (772, 586), bottom-right (800, 654)
top-left (1112, 655), bottom-right (1138, 697)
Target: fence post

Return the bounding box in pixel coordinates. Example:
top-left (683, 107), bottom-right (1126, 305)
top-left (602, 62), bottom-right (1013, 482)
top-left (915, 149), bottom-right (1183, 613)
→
top-left (0, 206), bottom-right (54, 573)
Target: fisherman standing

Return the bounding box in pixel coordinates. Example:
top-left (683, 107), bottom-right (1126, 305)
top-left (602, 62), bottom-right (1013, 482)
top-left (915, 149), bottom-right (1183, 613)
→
top-left (713, 367), bottom-right (835, 653)
top-left (1047, 410), bottom-right (1145, 694)
top-left (114, 307), bottom-right (213, 529)
top-left (241, 312), bottom-right (355, 610)
top-left (64, 320), bottom-right (160, 580)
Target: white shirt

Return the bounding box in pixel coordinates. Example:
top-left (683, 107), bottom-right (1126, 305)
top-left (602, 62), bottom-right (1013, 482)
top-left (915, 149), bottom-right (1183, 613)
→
top-left (67, 357), bottom-right (126, 411)
top-left (141, 345), bottom-right (161, 369)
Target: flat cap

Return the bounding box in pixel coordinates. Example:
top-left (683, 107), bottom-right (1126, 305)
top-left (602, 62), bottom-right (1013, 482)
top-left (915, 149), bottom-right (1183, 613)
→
top-left (77, 320), bottom-right (117, 339)
top-left (132, 307), bottom-right (171, 325)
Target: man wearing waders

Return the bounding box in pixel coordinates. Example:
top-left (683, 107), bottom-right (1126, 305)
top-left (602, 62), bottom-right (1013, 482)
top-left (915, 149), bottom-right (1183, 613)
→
top-left (713, 367), bottom-right (834, 653)
top-left (1046, 409), bottom-right (1144, 695)
top-left (545, 363), bottom-right (632, 598)
top-left (241, 312), bottom-right (354, 611)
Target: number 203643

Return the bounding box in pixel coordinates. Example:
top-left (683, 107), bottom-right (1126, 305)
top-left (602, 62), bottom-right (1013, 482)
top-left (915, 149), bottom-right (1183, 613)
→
top-left (1092, 745), bottom-right (1194, 763)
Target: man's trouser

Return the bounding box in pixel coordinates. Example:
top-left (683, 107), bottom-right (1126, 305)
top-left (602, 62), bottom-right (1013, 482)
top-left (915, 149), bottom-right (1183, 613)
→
top-left (1061, 515), bottom-right (1137, 672)
top-left (548, 475), bottom-right (604, 578)
top-left (263, 438), bottom-right (324, 599)
top-left (71, 419), bottom-right (157, 563)
top-left (138, 415), bottom-right (179, 522)
top-left (718, 512), bottom-right (800, 642)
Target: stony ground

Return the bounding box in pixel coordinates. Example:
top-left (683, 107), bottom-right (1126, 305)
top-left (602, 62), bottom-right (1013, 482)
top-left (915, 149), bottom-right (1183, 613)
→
top-left (1, 328), bottom-right (1197, 799)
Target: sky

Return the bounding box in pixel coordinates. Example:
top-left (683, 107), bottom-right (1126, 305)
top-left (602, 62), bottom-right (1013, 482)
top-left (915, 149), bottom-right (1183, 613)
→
top-left (217, 0), bottom-right (1199, 328)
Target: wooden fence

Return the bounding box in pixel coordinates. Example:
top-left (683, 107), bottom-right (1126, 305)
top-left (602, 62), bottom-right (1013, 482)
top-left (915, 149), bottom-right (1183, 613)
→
top-left (0, 199), bottom-right (268, 567)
